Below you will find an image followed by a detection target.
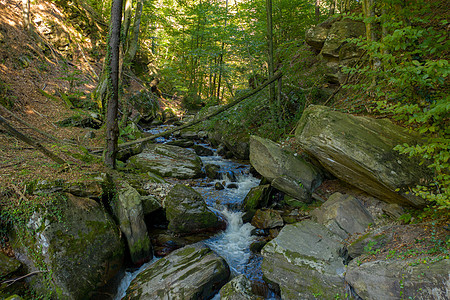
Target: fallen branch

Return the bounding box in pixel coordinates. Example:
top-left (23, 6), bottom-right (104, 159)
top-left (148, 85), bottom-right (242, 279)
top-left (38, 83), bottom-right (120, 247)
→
top-left (110, 71), bottom-right (283, 151)
top-left (1, 271), bottom-right (46, 287)
top-left (0, 114), bottom-right (66, 165)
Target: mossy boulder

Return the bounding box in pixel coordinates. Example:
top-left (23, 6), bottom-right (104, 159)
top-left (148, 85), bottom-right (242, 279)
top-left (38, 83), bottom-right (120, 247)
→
top-left (128, 144), bottom-right (204, 179)
top-left (113, 181), bottom-right (152, 265)
top-left (242, 184), bottom-right (271, 222)
top-left (311, 192), bottom-right (374, 239)
top-left (261, 220), bottom-right (347, 299)
top-left (165, 184), bottom-right (219, 234)
top-left (249, 135), bottom-right (322, 203)
top-left (220, 274), bottom-right (258, 300)
top-left (251, 209), bottom-right (284, 229)
top-left (0, 252), bottom-right (21, 278)
top-left (346, 257), bottom-right (450, 300)
top-left (125, 244), bottom-right (230, 299)
top-left (9, 194), bottom-right (124, 299)
top-left (295, 105), bottom-right (432, 207)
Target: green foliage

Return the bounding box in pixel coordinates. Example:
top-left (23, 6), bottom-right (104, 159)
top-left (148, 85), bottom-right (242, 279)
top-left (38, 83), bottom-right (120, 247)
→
top-left (343, 0), bottom-right (449, 208)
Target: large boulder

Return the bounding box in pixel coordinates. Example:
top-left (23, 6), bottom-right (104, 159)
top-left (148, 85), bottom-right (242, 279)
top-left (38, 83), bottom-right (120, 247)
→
top-left (320, 20), bottom-right (365, 59)
top-left (346, 257), bottom-right (450, 300)
top-left (220, 274), bottom-right (258, 300)
top-left (165, 184), bottom-right (219, 234)
top-left (311, 192), bottom-right (374, 239)
top-left (0, 252), bottom-right (21, 278)
top-left (295, 105), bottom-right (432, 207)
top-left (251, 209), bottom-right (284, 229)
top-left (128, 144), bottom-right (203, 179)
top-left (113, 181), bottom-right (152, 265)
top-left (125, 244), bottom-right (230, 299)
top-left (249, 135), bottom-right (322, 203)
top-left (305, 19), bottom-right (333, 51)
top-left (242, 184), bottom-right (271, 222)
top-left (10, 194), bottom-right (124, 299)
top-left (261, 220), bottom-right (347, 299)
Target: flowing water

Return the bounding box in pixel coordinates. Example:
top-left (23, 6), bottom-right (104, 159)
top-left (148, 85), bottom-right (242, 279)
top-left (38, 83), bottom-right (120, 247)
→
top-left (114, 134), bottom-right (275, 299)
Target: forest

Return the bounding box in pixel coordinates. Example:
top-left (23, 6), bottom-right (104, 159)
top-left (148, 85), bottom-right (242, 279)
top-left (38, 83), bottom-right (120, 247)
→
top-left (0, 0), bottom-right (449, 299)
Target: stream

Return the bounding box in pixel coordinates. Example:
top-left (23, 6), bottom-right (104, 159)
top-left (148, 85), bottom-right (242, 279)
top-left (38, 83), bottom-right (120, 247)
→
top-left (114, 128), bottom-right (278, 299)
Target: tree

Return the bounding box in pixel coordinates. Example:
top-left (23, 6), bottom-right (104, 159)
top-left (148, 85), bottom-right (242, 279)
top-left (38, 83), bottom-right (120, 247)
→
top-left (105, 0), bottom-right (123, 169)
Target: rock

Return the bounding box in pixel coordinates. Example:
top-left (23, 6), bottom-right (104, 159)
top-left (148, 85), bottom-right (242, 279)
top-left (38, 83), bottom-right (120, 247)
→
top-left (249, 135), bottom-right (322, 202)
top-left (346, 257), bottom-right (450, 300)
top-left (166, 139), bottom-right (195, 148)
top-left (242, 184), bottom-right (271, 222)
top-left (249, 241), bottom-right (267, 254)
top-left (305, 21), bottom-right (332, 51)
top-left (220, 274), bottom-right (258, 300)
top-left (84, 131), bottom-right (95, 139)
top-left (10, 194), bottom-right (124, 299)
top-left (56, 113), bottom-right (102, 129)
top-left (382, 203), bottom-right (405, 219)
top-left (0, 252), bottom-right (21, 278)
top-left (64, 178), bottom-right (104, 199)
top-left (205, 164), bottom-right (220, 179)
top-left (140, 195), bottom-right (162, 215)
top-left (261, 220), bottom-right (347, 299)
top-left (311, 192), bottom-right (374, 239)
top-left (116, 140), bottom-right (143, 162)
top-left (321, 20), bottom-right (365, 59)
top-left (128, 143), bottom-right (203, 179)
top-left (114, 182), bottom-right (152, 265)
top-left (346, 225), bottom-right (395, 259)
top-left (215, 182), bottom-right (225, 190)
top-left (126, 244), bottom-right (230, 299)
top-left (227, 183), bottom-right (239, 189)
top-left (295, 105), bottom-right (432, 207)
top-left (251, 209), bottom-right (284, 229)
top-left (129, 91), bottom-right (160, 126)
top-left (165, 184), bottom-right (219, 234)
top-left (193, 144), bottom-right (214, 156)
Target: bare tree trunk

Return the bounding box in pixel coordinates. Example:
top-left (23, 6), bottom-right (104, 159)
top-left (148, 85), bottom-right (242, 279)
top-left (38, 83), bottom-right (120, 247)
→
top-left (126, 0), bottom-right (144, 63)
top-left (315, 0), bottom-right (321, 23)
top-left (22, 0), bottom-right (31, 32)
top-left (266, 0), bottom-right (275, 103)
top-left (105, 0), bottom-right (123, 169)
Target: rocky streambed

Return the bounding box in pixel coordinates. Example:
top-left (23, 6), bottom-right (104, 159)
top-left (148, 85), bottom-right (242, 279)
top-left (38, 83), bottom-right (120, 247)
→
top-left (1, 105), bottom-right (448, 300)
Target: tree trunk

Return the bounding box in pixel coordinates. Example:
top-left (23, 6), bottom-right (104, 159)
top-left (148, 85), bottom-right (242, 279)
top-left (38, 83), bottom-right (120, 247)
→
top-left (315, 0), bottom-right (321, 23)
top-left (105, 0), bottom-right (123, 169)
top-left (266, 0), bottom-right (275, 103)
top-left (125, 0), bottom-right (144, 64)
top-left (22, 0), bottom-right (31, 32)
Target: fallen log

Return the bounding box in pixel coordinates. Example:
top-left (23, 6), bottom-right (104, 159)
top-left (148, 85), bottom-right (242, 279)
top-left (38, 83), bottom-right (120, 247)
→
top-left (113, 71), bottom-right (282, 151)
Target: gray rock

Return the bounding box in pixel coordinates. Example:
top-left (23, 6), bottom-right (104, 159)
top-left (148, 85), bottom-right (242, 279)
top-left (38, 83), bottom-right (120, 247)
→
top-left (261, 220), bottom-right (347, 299)
top-left (10, 194), bottom-right (124, 299)
top-left (165, 184), bottom-right (219, 234)
top-left (126, 244), bottom-right (230, 299)
top-left (193, 144), bottom-right (214, 156)
top-left (0, 252), bottom-right (21, 278)
top-left (305, 22), bottom-right (332, 50)
top-left (251, 209), bottom-right (284, 229)
top-left (321, 20), bottom-right (365, 59)
top-left (141, 195), bottom-right (162, 215)
top-left (311, 192), bottom-right (374, 239)
top-left (114, 182), bottom-right (152, 264)
top-left (249, 135), bottom-right (322, 203)
top-left (220, 275), bottom-right (258, 300)
top-left (128, 143), bottom-right (203, 179)
top-left (346, 257), bottom-right (450, 300)
top-left (347, 226), bottom-right (394, 259)
top-left (295, 105), bottom-right (432, 207)
top-left (166, 139), bottom-right (195, 148)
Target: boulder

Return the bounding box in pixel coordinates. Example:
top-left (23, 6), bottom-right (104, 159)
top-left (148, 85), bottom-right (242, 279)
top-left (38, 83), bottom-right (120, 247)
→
top-left (311, 192), bottom-right (374, 239)
top-left (251, 209), bottom-right (284, 229)
top-left (205, 164), bottom-right (221, 179)
top-left (114, 182), bottom-right (152, 265)
top-left (0, 252), bottom-right (21, 278)
top-left (126, 244), bottom-right (230, 299)
top-left (10, 194), bottom-right (124, 299)
top-left (261, 220), bottom-right (347, 299)
top-left (295, 105), bottom-right (432, 207)
top-left (321, 20), bottom-right (365, 59)
top-left (128, 90), bottom-right (160, 125)
top-left (166, 139), bottom-right (195, 148)
top-left (193, 144), bottom-right (214, 156)
top-left (165, 184), bottom-right (219, 234)
top-left (346, 257), bottom-right (450, 300)
top-left (305, 21), bottom-right (332, 51)
top-left (140, 195), bottom-right (162, 215)
top-left (220, 274), bottom-right (258, 300)
top-left (347, 226), bottom-right (394, 259)
top-left (249, 135), bottom-right (322, 203)
top-left (242, 184), bottom-right (271, 222)
top-left (128, 144), bottom-right (203, 179)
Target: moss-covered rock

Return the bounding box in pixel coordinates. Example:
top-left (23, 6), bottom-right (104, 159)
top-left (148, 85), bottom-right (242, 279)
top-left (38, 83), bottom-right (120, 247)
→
top-left (165, 184), bottom-right (219, 235)
top-left (0, 252), bottom-right (21, 278)
top-left (220, 274), bottom-right (258, 300)
top-left (261, 220), bottom-right (347, 299)
top-left (242, 184), bottom-right (271, 222)
top-left (128, 144), bottom-right (203, 179)
top-left (9, 194), bottom-right (124, 299)
top-left (126, 244), bottom-right (230, 299)
top-left (295, 105), bottom-right (432, 207)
